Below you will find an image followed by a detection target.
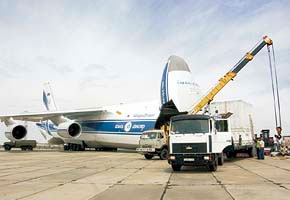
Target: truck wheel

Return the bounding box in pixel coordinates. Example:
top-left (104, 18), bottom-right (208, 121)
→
top-left (144, 154), bottom-right (154, 160)
top-left (226, 151), bottom-right (235, 158)
top-left (218, 153), bottom-right (224, 166)
top-left (248, 148), bottom-right (254, 157)
top-left (209, 157), bottom-right (218, 171)
top-left (4, 144), bottom-right (11, 151)
top-left (27, 146), bottom-right (33, 151)
top-left (171, 164), bottom-right (182, 171)
top-left (159, 148), bottom-right (168, 160)
top-left (233, 152), bottom-right (238, 158)
top-left (21, 146), bottom-right (27, 151)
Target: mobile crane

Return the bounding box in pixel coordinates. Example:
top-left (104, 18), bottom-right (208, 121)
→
top-left (190, 36), bottom-right (273, 114)
top-left (167, 36), bottom-right (281, 171)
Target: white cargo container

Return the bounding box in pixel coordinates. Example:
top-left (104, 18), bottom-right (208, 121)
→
top-left (210, 100), bottom-right (255, 157)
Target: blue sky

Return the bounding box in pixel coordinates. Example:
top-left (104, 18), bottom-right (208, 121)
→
top-left (0, 0), bottom-right (290, 142)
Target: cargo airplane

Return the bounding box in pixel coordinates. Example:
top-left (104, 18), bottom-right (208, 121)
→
top-left (0, 56), bottom-right (202, 150)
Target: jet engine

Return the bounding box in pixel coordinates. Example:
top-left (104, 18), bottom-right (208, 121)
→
top-left (57, 121), bottom-right (82, 138)
top-left (5, 124), bottom-right (27, 141)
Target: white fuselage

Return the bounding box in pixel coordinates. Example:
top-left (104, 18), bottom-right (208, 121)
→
top-left (37, 101), bottom-right (160, 148)
top-left (35, 55), bottom-right (202, 149)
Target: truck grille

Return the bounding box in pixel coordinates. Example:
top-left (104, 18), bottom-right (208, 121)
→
top-left (172, 143), bottom-right (207, 154)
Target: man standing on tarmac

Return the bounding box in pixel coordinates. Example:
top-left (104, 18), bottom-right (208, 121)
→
top-left (256, 138), bottom-right (261, 159)
top-left (259, 138), bottom-right (265, 160)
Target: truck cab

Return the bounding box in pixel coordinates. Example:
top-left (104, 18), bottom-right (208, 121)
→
top-left (136, 130), bottom-right (168, 160)
top-left (168, 114), bottom-right (232, 171)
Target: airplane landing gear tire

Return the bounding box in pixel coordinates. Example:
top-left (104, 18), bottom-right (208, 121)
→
top-left (64, 145), bottom-right (69, 151)
top-left (4, 144), bottom-right (11, 151)
top-left (66, 143), bottom-right (84, 151)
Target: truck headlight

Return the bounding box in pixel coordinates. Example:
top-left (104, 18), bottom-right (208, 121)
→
top-left (204, 156), bottom-right (210, 160)
top-left (170, 155), bottom-right (175, 160)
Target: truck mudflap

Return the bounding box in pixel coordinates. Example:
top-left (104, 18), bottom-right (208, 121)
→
top-left (168, 154), bottom-right (216, 166)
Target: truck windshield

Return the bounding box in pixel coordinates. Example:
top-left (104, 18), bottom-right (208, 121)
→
top-left (171, 119), bottom-right (209, 134)
top-left (141, 132), bottom-right (157, 139)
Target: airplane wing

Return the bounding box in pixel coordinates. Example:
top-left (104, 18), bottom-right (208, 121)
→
top-left (0, 108), bottom-right (107, 122)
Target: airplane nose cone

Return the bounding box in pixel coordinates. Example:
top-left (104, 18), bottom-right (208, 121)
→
top-left (167, 55), bottom-right (190, 72)
top-left (160, 55), bottom-right (201, 112)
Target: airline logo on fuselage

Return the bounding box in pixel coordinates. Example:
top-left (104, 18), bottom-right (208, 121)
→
top-left (124, 122), bottom-right (132, 132)
top-left (115, 121), bottom-right (146, 132)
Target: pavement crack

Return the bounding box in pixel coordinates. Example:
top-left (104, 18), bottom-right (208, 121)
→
top-left (116, 167), bottom-right (143, 185)
top-left (1, 167), bottom-right (51, 179)
top-left (212, 171), bottom-right (235, 200)
top-left (232, 161), bottom-right (290, 192)
top-left (250, 158), bottom-right (290, 172)
top-left (16, 166), bottom-right (117, 199)
top-left (279, 185), bottom-right (290, 191)
top-left (160, 171), bottom-right (172, 200)
top-left (16, 184), bottom-right (63, 200)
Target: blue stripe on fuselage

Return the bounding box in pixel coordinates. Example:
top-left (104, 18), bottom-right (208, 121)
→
top-left (36, 120), bottom-right (156, 135)
top-left (81, 120), bottom-right (155, 133)
top-left (161, 63), bottom-right (169, 105)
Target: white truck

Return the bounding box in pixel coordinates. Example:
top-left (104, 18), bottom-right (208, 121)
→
top-left (167, 100), bottom-right (255, 171)
top-left (136, 130), bottom-right (169, 160)
top-left (210, 100), bottom-right (255, 158)
top-left (168, 114), bottom-right (232, 171)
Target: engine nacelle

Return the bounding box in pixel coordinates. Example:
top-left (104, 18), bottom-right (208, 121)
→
top-left (57, 121), bottom-right (82, 138)
top-left (5, 124), bottom-right (27, 141)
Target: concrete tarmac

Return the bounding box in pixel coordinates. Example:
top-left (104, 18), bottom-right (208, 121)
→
top-left (0, 150), bottom-right (289, 200)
